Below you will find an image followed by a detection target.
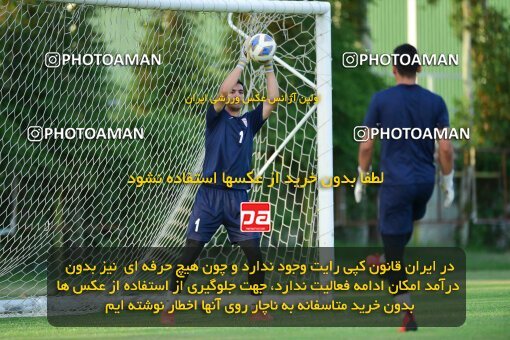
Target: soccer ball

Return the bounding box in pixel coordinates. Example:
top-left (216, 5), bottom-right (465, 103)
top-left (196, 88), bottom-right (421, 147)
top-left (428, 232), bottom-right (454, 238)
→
top-left (248, 33), bottom-right (277, 63)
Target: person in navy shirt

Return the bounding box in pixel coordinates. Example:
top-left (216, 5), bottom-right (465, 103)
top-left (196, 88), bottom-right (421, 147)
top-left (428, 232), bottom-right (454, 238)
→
top-left (162, 39), bottom-right (279, 325)
top-left (201, 86), bottom-right (266, 192)
top-left (187, 83), bottom-right (269, 242)
top-left (355, 44), bottom-right (455, 332)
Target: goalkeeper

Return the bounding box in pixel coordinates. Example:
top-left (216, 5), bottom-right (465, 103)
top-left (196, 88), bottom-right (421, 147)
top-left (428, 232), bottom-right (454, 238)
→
top-left (354, 44), bottom-right (455, 332)
top-left (161, 39), bottom-right (279, 325)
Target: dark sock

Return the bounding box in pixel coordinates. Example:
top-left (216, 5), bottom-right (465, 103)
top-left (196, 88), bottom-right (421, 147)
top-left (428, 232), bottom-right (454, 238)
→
top-left (238, 239), bottom-right (264, 296)
top-left (169, 238), bottom-right (206, 292)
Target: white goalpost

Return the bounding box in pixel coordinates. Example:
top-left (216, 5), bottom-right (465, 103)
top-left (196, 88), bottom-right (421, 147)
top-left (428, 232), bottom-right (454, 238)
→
top-left (0, 0), bottom-right (333, 317)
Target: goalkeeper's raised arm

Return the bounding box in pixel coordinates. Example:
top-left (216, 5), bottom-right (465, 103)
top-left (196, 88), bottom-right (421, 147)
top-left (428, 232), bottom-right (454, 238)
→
top-left (260, 50), bottom-right (279, 120)
top-left (211, 39), bottom-right (250, 113)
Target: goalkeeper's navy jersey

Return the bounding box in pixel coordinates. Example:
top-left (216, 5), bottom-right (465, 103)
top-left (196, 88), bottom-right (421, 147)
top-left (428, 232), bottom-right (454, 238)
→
top-left (202, 103), bottom-right (266, 190)
top-left (363, 84), bottom-right (450, 186)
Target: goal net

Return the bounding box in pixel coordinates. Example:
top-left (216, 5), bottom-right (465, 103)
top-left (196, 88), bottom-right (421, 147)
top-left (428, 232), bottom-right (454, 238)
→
top-left (0, 0), bottom-right (332, 317)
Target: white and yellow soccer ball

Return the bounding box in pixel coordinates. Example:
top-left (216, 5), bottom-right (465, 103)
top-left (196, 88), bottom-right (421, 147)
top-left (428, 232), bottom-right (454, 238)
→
top-left (248, 33), bottom-right (277, 63)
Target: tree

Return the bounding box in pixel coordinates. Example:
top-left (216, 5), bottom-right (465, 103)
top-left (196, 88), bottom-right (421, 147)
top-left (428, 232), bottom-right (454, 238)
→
top-left (450, 0), bottom-right (510, 147)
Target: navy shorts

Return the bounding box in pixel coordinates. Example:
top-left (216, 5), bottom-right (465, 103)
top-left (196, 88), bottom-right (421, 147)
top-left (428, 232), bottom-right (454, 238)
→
top-left (378, 183), bottom-right (435, 235)
top-left (186, 185), bottom-right (261, 243)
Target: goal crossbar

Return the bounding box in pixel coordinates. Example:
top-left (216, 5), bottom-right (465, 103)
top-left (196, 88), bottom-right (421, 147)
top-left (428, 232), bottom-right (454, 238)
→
top-left (47, 0), bottom-right (330, 14)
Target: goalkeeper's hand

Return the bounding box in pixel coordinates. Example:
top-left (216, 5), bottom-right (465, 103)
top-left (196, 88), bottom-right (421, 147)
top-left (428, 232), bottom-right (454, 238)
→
top-left (261, 57), bottom-right (274, 74)
top-left (354, 166), bottom-right (370, 203)
top-left (237, 38), bottom-right (251, 70)
top-left (441, 170), bottom-right (455, 208)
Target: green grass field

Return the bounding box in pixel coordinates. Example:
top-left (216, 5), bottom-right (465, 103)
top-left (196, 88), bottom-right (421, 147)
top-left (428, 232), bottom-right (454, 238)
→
top-left (0, 251), bottom-right (509, 339)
